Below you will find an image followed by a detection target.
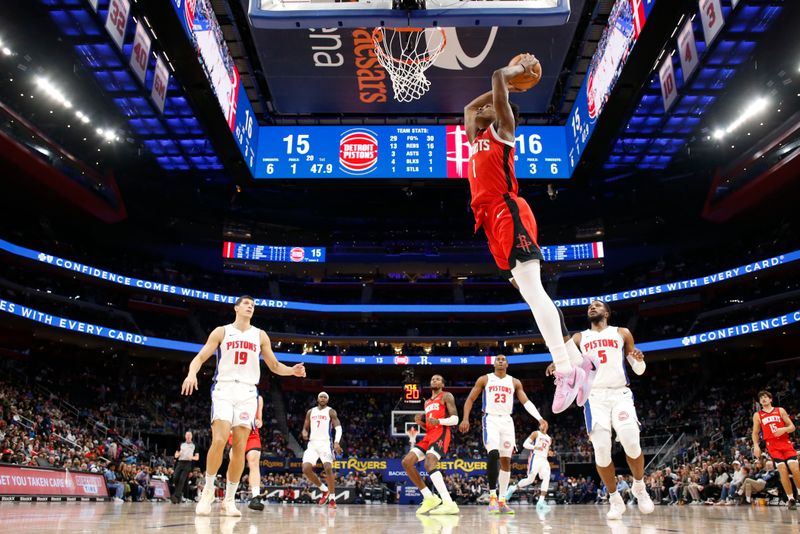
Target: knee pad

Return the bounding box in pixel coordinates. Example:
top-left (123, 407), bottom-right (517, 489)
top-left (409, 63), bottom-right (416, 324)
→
top-left (617, 424), bottom-right (642, 459)
top-left (590, 427), bottom-right (613, 467)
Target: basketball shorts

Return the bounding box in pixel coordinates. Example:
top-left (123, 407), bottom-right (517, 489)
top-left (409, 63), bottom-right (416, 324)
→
top-left (766, 440), bottom-right (798, 464)
top-left (211, 382), bottom-right (258, 428)
top-left (227, 430), bottom-right (262, 454)
top-left (528, 455), bottom-right (551, 481)
top-left (412, 427), bottom-right (451, 460)
top-left (584, 387), bottom-right (640, 435)
top-left (303, 440), bottom-right (335, 466)
top-left (479, 194), bottom-right (543, 275)
top-left (482, 414), bottom-right (516, 456)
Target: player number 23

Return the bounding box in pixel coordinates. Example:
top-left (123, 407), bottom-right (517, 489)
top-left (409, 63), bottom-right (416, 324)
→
top-left (494, 393), bottom-right (507, 404)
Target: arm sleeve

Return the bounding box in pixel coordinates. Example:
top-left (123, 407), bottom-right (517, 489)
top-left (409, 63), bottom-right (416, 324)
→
top-left (524, 400), bottom-right (543, 421)
top-left (626, 355), bottom-right (646, 375)
top-left (438, 415), bottom-right (459, 427)
top-left (523, 437), bottom-right (536, 450)
top-left (334, 426), bottom-right (342, 443)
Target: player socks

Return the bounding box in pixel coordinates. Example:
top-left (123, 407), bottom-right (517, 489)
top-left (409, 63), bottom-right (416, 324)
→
top-left (498, 470), bottom-right (510, 501)
top-left (430, 471), bottom-right (453, 503)
top-left (487, 450), bottom-right (500, 492)
top-left (566, 338), bottom-right (583, 367)
top-left (205, 474), bottom-right (216, 491)
top-left (252, 486), bottom-right (260, 498)
top-left (225, 481), bottom-right (238, 501)
top-left (421, 487), bottom-right (433, 499)
top-left (320, 483), bottom-right (329, 492)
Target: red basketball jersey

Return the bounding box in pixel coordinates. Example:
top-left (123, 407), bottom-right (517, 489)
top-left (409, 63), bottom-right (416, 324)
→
top-left (468, 124), bottom-right (517, 226)
top-left (424, 392), bottom-right (447, 433)
top-left (759, 407), bottom-right (791, 444)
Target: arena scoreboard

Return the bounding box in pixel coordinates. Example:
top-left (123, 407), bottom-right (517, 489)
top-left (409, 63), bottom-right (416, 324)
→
top-left (222, 242), bottom-right (325, 263)
top-left (254, 125), bottom-right (570, 179)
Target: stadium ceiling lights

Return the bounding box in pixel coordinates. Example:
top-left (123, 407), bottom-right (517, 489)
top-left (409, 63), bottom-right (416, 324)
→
top-left (0, 36), bottom-right (11, 56)
top-left (34, 76), bottom-right (73, 109)
top-left (712, 97), bottom-right (769, 140)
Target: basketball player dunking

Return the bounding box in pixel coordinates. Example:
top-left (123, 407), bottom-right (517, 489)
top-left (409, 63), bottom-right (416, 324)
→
top-left (181, 295), bottom-right (306, 517)
top-left (752, 390), bottom-right (799, 509)
top-left (464, 56), bottom-right (594, 414)
top-left (460, 355), bottom-right (548, 514)
top-left (548, 300), bottom-right (653, 519)
top-left (226, 395), bottom-right (265, 510)
top-left (301, 392), bottom-right (343, 509)
top-left (505, 429), bottom-right (554, 513)
top-left (401, 375), bottom-right (460, 516)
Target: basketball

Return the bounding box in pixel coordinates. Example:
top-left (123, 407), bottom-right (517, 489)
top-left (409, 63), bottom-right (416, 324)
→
top-left (508, 53), bottom-right (542, 91)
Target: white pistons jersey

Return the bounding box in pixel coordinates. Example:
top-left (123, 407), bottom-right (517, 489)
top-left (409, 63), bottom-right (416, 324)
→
top-left (483, 373), bottom-right (515, 415)
top-left (532, 432), bottom-right (552, 458)
top-left (309, 406), bottom-right (332, 442)
top-left (215, 324), bottom-right (262, 386)
top-left (580, 326), bottom-right (627, 389)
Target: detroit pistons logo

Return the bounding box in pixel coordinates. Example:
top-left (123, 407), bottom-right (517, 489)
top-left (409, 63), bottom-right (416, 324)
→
top-left (339, 129), bottom-right (378, 175)
top-left (394, 355), bottom-right (409, 365)
top-left (618, 411), bottom-right (629, 421)
top-left (290, 247), bottom-right (305, 262)
top-left (239, 412), bottom-right (250, 421)
top-left (503, 441), bottom-right (512, 450)
top-left (184, 0), bottom-right (196, 28)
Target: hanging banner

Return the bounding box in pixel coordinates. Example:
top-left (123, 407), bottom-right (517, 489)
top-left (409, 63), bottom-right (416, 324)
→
top-left (88, 0), bottom-right (99, 12)
top-left (104, 0), bottom-right (130, 50)
top-left (676, 19), bottom-right (699, 83)
top-left (151, 55), bottom-right (170, 113)
top-left (698, 0), bottom-right (724, 47)
top-left (659, 55), bottom-right (678, 111)
top-left (130, 22), bottom-right (152, 85)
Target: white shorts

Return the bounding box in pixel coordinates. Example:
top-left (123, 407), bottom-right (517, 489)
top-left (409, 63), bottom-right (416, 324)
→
top-left (302, 441), bottom-right (334, 466)
top-left (211, 382), bottom-right (258, 428)
top-left (527, 455), bottom-right (551, 481)
top-left (584, 387), bottom-right (640, 435)
top-left (482, 414), bottom-right (515, 456)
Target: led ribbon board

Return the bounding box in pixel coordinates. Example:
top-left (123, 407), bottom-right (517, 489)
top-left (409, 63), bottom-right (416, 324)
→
top-left (0, 239), bottom-right (795, 313)
top-left (1, 298), bottom-right (797, 363)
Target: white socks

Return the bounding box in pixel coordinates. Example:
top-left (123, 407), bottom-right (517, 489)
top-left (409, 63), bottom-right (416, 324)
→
top-left (320, 483), bottom-right (329, 492)
top-left (252, 485), bottom-right (260, 498)
top-left (225, 481), bottom-right (238, 501)
top-left (421, 487), bottom-right (433, 499)
top-left (430, 471), bottom-right (453, 504)
top-left (204, 474), bottom-right (215, 493)
top-left (498, 470), bottom-right (511, 501)
top-left (566, 338), bottom-right (584, 367)
top-left (511, 260), bottom-right (571, 374)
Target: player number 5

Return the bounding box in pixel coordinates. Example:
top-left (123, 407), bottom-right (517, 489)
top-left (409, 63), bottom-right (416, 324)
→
top-left (598, 349), bottom-right (607, 364)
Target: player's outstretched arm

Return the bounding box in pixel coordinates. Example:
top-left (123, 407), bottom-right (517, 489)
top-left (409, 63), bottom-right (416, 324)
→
top-left (464, 90), bottom-right (493, 143)
top-left (181, 326), bottom-right (225, 395)
top-left (459, 375), bottom-right (488, 433)
top-left (491, 54), bottom-right (538, 142)
top-left (523, 432), bottom-right (538, 449)
top-left (260, 330), bottom-right (306, 377)
top-left (620, 328), bottom-right (646, 375)
top-left (752, 412), bottom-right (762, 457)
top-left (514, 378), bottom-right (548, 434)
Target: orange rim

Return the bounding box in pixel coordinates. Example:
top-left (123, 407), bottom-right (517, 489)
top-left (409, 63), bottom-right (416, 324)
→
top-left (372, 27), bottom-right (446, 65)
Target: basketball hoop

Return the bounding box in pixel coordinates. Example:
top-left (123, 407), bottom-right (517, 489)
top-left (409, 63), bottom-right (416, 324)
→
top-left (406, 426), bottom-right (419, 442)
top-left (372, 27), bottom-right (446, 102)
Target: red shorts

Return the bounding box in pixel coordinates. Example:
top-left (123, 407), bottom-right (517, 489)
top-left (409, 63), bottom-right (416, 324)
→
top-left (767, 440), bottom-right (798, 463)
top-left (227, 430), bottom-right (262, 454)
top-left (413, 426), bottom-right (451, 459)
top-left (478, 194), bottom-right (542, 275)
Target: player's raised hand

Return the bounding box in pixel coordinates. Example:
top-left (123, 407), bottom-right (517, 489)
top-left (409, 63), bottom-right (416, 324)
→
top-left (292, 363), bottom-right (306, 377)
top-left (538, 419), bottom-right (549, 434)
top-left (519, 53), bottom-right (540, 76)
top-left (459, 420), bottom-right (470, 434)
top-left (181, 374), bottom-right (198, 395)
top-left (545, 363), bottom-right (556, 377)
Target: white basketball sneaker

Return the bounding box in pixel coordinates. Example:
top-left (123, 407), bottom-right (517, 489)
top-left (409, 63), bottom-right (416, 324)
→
top-left (221, 498), bottom-right (242, 517)
top-left (632, 481), bottom-right (655, 514)
top-left (195, 485), bottom-right (216, 516)
top-left (607, 492), bottom-right (626, 520)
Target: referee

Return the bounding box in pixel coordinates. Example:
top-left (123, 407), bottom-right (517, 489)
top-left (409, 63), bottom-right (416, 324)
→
top-left (171, 431), bottom-right (199, 504)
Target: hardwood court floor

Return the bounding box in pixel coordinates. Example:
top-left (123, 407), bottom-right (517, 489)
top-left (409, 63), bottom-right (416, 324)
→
top-left (2, 502), bottom-right (799, 533)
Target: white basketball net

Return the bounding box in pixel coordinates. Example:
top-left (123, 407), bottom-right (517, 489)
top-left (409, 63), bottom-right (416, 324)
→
top-left (372, 27), bottom-right (446, 103)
